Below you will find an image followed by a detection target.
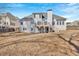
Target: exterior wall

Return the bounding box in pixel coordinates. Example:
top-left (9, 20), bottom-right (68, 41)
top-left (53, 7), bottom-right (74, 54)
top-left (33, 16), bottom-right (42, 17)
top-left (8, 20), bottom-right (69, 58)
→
top-left (33, 14), bottom-right (43, 33)
top-left (0, 16), bottom-right (10, 30)
top-left (53, 19), bottom-right (66, 32)
top-left (0, 15), bottom-right (20, 32)
top-left (34, 27), bottom-right (39, 33)
top-left (20, 21), bottom-right (35, 33)
top-left (47, 10), bottom-right (52, 25)
top-left (34, 14), bottom-right (42, 24)
top-left (0, 16), bottom-right (8, 32)
top-left (20, 21), bottom-right (28, 32)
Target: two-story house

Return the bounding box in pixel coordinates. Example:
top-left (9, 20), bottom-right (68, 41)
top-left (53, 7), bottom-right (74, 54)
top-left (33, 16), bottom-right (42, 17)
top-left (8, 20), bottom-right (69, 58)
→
top-left (0, 13), bottom-right (20, 32)
top-left (20, 9), bottom-right (66, 33)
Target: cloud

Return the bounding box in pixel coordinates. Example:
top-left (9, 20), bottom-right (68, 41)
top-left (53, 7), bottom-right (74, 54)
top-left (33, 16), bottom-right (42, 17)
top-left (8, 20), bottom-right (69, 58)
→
top-left (4, 3), bottom-right (26, 8)
top-left (66, 3), bottom-right (77, 6)
top-left (60, 3), bottom-right (79, 21)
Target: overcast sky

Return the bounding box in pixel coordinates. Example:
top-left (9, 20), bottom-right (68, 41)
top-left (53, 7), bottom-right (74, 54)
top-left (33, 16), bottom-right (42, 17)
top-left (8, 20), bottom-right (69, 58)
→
top-left (0, 3), bottom-right (79, 22)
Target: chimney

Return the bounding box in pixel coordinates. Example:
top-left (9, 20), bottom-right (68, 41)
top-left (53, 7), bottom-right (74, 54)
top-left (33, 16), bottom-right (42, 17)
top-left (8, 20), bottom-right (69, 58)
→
top-left (47, 9), bottom-right (52, 25)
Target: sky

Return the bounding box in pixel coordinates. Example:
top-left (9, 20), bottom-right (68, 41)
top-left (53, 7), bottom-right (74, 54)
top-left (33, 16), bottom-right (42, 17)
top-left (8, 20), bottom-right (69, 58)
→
top-left (0, 3), bottom-right (79, 22)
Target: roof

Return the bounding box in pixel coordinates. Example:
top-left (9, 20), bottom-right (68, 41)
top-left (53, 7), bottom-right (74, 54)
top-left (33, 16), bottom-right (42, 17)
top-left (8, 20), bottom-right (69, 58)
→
top-left (0, 12), bottom-right (19, 21)
top-left (32, 13), bottom-right (66, 20)
top-left (53, 14), bottom-right (66, 20)
top-left (20, 17), bottom-right (33, 22)
top-left (21, 12), bottom-right (66, 22)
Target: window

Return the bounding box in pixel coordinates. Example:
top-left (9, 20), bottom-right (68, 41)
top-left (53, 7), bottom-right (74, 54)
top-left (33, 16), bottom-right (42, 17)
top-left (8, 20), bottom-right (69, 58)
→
top-left (57, 21), bottom-right (63, 25)
top-left (57, 21), bottom-right (59, 25)
top-left (31, 28), bottom-right (33, 31)
top-left (44, 21), bottom-right (47, 25)
top-left (21, 22), bottom-right (23, 25)
top-left (62, 21), bottom-right (64, 25)
top-left (37, 21), bottom-right (41, 25)
top-left (57, 21), bottom-right (60, 25)
top-left (52, 21), bottom-right (55, 25)
top-left (4, 22), bottom-right (6, 25)
top-left (60, 21), bottom-right (61, 25)
top-left (23, 28), bottom-right (27, 30)
top-left (7, 22), bottom-right (8, 25)
top-left (42, 15), bottom-right (45, 19)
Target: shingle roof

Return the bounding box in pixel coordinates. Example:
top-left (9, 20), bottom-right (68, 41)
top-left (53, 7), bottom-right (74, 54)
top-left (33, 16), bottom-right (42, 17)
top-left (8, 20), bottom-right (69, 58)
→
top-left (53, 14), bottom-right (66, 20)
top-left (21, 12), bottom-right (66, 21)
top-left (32, 13), bottom-right (66, 20)
top-left (0, 12), bottom-right (19, 21)
top-left (20, 17), bottom-right (33, 22)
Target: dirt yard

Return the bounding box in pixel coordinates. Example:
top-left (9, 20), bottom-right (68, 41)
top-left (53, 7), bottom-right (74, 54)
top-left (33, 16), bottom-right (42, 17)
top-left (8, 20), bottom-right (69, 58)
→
top-left (0, 30), bottom-right (79, 56)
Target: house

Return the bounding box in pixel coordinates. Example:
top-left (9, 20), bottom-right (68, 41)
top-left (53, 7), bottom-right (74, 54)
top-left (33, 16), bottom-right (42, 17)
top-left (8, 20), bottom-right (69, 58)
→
top-left (20, 9), bottom-right (66, 33)
top-left (67, 21), bottom-right (79, 30)
top-left (0, 13), bottom-right (20, 32)
top-left (20, 18), bottom-right (35, 33)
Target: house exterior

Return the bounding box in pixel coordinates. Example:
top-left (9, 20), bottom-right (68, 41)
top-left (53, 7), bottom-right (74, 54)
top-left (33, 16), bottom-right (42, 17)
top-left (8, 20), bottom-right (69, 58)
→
top-left (67, 21), bottom-right (79, 30)
top-left (0, 13), bottom-right (20, 32)
top-left (20, 18), bottom-right (35, 33)
top-left (20, 9), bottom-right (66, 33)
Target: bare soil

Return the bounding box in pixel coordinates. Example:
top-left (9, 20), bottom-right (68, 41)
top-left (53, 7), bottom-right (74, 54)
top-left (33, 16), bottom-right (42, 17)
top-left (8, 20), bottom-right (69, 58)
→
top-left (0, 30), bottom-right (79, 56)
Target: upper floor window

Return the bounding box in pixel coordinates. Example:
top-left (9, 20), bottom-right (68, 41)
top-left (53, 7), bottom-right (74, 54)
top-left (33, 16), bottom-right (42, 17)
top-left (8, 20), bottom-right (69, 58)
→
top-left (37, 21), bottom-right (41, 25)
top-left (57, 21), bottom-right (62, 25)
top-left (21, 22), bottom-right (23, 25)
top-left (42, 15), bottom-right (45, 19)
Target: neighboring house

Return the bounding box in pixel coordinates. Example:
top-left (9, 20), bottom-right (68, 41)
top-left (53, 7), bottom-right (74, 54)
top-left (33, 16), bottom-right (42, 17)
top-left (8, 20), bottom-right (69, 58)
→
top-left (20, 18), bottom-right (35, 33)
top-left (67, 21), bottom-right (79, 26)
top-left (0, 13), bottom-right (20, 32)
top-left (20, 9), bottom-right (66, 33)
top-left (67, 21), bottom-right (79, 30)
